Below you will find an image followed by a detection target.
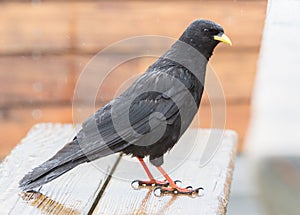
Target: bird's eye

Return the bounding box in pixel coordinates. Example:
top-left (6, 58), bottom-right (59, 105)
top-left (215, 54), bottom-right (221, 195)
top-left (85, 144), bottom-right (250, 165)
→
top-left (203, 28), bottom-right (209, 32)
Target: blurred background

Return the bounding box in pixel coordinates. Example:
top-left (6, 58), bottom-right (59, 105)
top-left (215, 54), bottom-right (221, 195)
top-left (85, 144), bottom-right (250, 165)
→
top-left (0, 0), bottom-right (275, 214)
top-left (0, 0), bottom-right (266, 158)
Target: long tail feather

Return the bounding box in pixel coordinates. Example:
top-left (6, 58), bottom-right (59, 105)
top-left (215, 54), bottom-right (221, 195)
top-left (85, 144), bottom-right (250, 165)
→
top-left (19, 139), bottom-right (88, 191)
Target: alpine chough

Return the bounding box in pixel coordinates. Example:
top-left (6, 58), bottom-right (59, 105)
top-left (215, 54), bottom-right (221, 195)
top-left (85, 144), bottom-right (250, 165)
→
top-left (19, 19), bottom-right (231, 195)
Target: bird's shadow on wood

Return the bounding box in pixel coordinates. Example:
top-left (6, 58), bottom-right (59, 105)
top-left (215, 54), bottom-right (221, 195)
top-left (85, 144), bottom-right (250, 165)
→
top-left (20, 191), bottom-right (80, 215)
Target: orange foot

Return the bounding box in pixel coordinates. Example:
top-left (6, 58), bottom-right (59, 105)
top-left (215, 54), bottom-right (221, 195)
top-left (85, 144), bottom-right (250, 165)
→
top-left (153, 185), bottom-right (203, 197)
top-left (131, 179), bottom-right (170, 189)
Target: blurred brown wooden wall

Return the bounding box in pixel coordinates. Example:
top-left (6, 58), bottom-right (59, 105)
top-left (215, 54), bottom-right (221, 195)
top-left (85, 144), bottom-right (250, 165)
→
top-left (0, 1), bottom-right (267, 159)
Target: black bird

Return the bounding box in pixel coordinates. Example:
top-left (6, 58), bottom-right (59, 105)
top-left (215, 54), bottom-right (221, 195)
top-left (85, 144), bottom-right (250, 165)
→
top-left (19, 19), bottom-right (231, 195)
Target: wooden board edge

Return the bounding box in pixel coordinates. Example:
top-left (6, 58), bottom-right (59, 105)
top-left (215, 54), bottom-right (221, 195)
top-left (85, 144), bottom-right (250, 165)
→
top-left (217, 131), bottom-right (238, 215)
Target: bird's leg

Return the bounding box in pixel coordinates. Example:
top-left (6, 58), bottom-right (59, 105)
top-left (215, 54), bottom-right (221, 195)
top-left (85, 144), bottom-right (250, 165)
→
top-left (154, 166), bottom-right (203, 196)
top-left (131, 157), bottom-right (169, 188)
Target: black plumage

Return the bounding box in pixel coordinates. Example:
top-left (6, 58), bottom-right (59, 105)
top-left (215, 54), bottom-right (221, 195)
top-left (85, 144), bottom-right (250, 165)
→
top-left (19, 19), bottom-right (231, 192)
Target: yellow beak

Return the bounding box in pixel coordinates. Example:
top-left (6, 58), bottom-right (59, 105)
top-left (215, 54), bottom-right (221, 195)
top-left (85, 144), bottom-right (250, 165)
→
top-left (214, 33), bottom-right (232, 46)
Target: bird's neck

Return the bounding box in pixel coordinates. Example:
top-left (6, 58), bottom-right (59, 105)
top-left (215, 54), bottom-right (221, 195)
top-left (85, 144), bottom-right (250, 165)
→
top-left (162, 41), bottom-right (209, 80)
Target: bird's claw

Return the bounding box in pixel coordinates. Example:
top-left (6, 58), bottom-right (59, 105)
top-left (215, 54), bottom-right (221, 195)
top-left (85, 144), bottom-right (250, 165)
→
top-left (131, 180), bottom-right (141, 190)
top-left (174, 180), bottom-right (182, 185)
top-left (131, 179), bottom-right (169, 190)
top-left (154, 186), bottom-right (203, 197)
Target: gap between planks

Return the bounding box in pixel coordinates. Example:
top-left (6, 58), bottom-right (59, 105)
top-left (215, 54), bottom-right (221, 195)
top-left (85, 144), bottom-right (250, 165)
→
top-left (87, 154), bottom-right (123, 215)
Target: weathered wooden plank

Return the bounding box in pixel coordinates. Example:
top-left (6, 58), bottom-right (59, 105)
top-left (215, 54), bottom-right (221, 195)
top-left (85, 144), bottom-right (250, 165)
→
top-left (0, 123), bottom-right (119, 214)
top-left (92, 129), bottom-right (237, 215)
top-left (0, 1), bottom-right (266, 54)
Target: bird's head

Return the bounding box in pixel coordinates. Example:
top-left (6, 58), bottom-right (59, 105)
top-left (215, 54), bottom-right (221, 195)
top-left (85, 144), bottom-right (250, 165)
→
top-left (179, 19), bottom-right (232, 59)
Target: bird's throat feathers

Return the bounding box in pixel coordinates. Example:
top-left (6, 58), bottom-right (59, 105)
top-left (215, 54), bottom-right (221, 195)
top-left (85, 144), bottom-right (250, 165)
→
top-left (161, 41), bottom-right (209, 79)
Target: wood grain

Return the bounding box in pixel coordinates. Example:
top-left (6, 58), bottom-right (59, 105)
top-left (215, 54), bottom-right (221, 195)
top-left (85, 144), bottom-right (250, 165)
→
top-left (0, 124), bottom-right (237, 214)
top-left (92, 129), bottom-right (238, 214)
top-left (0, 123), bottom-right (119, 214)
